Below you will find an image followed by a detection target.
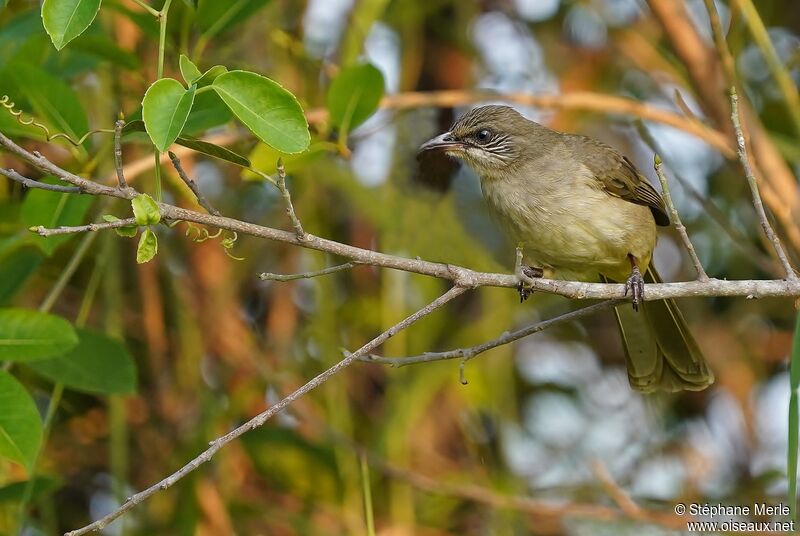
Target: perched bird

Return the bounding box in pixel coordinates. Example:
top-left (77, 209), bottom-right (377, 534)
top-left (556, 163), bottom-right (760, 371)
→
top-left (419, 105), bottom-right (713, 393)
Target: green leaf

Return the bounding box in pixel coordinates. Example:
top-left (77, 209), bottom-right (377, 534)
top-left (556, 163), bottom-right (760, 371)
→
top-left (136, 229), bottom-right (157, 264)
top-left (27, 329), bottom-right (137, 394)
top-left (102, 215), bottom-right (138, 237)
top-left (131, 194), bottom-right (160, 226)
top-left (142, 78), bottom-right (196, 152)
top-left (181, 90), bottom-right (232, 134)
top-left (212, 70), bottom-right (309, 154)
top-left (788, 310), bottom-right (800, 522)
top-left (195, 0), bottom-right (271, 38)
top-left (21, 177), bottom-right (93, 256)
top-left (174, 135), bottom-right (250, 167)
top-left (0, 371), bottom-right (42, 470)
top-left (41, 0), bottom-right (103, 50)
top-left (5, 64), bottom-right (91, 150)
top-left (0, 309), bottom-right (78, 361)
top-left (327, 63), bottom-right (384, 132)
top-left (179, 54), bottom-right (202, 85)
top-left (194, 65), bottom-right (227, 88)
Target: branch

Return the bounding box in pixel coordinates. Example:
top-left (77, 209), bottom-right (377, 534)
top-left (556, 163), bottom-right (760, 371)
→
top-left (305, 90), bottom-right (733, 157)
top-left (0, 168), bottom-right (81, 193)
top-left (730, 89), bottom-right (798, 280)
top-left (65, 284), bottom-right (468, 535)
top-left (362, 300), bottom-right (621, 368)
top-left (30, 218), bottom-right (137, 237)
top-left (113, 119), bottom-right (128, 189)
top-left (653, 156), bottom-right (709, 281)
top-left (167, 151), bottom-right (219, 216)
top-left (3, 131), bottom-right (800, 301)
top-left (259, 262), bottom-right (359, 282)
top-left (275, 158), bottom-right (305, 239)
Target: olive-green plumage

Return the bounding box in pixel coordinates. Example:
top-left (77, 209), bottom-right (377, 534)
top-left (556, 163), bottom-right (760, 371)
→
top-left (420, 105), bottom-right (713, 393)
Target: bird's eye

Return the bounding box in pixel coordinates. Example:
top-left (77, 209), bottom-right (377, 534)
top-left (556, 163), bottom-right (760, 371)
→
top-left (475, 129), bottom-right (491, 142)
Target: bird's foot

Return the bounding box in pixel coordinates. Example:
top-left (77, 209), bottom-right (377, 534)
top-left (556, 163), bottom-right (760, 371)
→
top-left (624, 266), bottom-right (645, 311)
top-left (517, 265), bottom-right (543, 303)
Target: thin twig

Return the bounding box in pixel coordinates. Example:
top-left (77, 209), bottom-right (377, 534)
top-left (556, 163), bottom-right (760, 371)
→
top-left (275, 158), bottom-right (305, 239)
top-left (259, 262), bottom-right (359, 282)
top-left (114, 119), bottom-right (127, 189)
top-left (362, 300), bottom-right (621, 367)
top-left (0, 168), bottom-right (81, 193)
top-left (730, 88), bottom-right (798, 280)
top-left (167, 151), bottom-right (219, 216)
top-left (591, 459), bottom-right (645, 521)
top-left (29, 218), bottom-right (137, 237)
top-left (635, 122), bottom-right (779, 277)
top-left (64, 285), bottom-right (467, 536)
top-left (653, 155), bottom-right (709, 281)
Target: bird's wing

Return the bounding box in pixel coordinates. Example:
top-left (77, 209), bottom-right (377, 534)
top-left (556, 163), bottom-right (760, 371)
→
top-left (574, 136), bottom-right (670, 226)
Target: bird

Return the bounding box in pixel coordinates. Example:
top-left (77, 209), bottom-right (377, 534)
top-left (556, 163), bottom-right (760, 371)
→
top-left (419, 105), bottom-right (714, 393)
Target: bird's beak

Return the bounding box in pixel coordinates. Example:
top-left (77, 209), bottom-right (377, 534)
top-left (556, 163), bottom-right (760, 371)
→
top-left (418, 132), bottom-right (464, 154)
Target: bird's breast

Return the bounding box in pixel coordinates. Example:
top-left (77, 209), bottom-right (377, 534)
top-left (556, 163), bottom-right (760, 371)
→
top-left (479, 165), bottom-right (656, 281)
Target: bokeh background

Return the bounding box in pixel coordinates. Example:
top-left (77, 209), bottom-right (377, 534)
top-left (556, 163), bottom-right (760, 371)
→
top-left (1, 0), bottom-right (800, 534)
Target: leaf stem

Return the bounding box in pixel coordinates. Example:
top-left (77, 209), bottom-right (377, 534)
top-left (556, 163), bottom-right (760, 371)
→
top-left (130, 0), bottom-right (160, 17)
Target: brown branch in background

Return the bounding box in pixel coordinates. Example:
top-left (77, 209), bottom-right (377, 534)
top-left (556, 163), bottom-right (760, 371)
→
top-left (29, 217), bottom-right (137, 237)
top-left (645, 0), bottom-right (730, 131)
top-left (65, 285), bottom-right (468, 535)
top-left (167, 151), bottom-right (219, 216)
top-left (373, 452), bottom-right (686, 530)
top-left (591, 460), bottom-right (647, 522)
top-left (0, 168), bottom-right (81, 193)
top-left (305, 90), bottom-right (733, 156)
top-left (653, 156), bottom-right (709, 281)
top-left (730, 89), bottom-right (798, 280)
top-left (649, 0), bottom-right (800, 256)
top-left (259, 261), bottom-right (359, 282)
top-left (113, 119), bottom-right (128, 189)
top-left (363, 300), bottom-right (622, 368)
top-left (275, 158), bottom-right (305, 240)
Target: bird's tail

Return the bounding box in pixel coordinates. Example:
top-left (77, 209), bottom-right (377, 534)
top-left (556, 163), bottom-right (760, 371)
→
top-left (611, 266), bottom-right (714, 393)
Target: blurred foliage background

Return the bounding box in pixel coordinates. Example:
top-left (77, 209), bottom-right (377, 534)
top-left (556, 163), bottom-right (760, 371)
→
top-left (1, 0), bottom-right (800, 534)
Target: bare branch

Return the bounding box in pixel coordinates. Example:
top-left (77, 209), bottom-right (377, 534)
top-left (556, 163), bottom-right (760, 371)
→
top-left (167, 151), bottom-right (219, 216)
top-left (730, 89), bottom-right (798, 280)
top-left (363, 300), bottom-right (621, 367)
top-left (259, 262), bottom-right (359, 282)
top-left (114, 119), bottom-right (128, 189)
top-left (653, 156), bottom-right (709, 281)
top-left (0, 168), bottom-right (81, 193)
top-left (275, 158), bottom-right (305, 240)
top-left (64, 285), bottom-right (468, 535)
top-left (30, 218), bottom-right (137, 237)
top-left (3, 130), bottom-right (800, 301)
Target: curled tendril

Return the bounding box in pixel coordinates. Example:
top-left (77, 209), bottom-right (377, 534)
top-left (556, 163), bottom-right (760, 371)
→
top-left (1, 95), bottom-right (113, 146)
top-left (185, 223), bottom-right (244, 260)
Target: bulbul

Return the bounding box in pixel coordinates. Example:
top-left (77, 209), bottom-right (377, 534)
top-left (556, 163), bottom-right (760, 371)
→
top-left (419, 105), bottom-right (713, 393)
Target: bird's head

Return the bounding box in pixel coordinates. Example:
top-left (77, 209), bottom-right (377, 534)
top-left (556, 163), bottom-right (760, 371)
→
top-left (419, 105), bottom-right (543, 177)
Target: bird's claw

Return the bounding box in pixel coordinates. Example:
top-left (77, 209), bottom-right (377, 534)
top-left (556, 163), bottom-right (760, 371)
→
top-left (624, 266), bottom-right (645, 311)
top-left (517, 265), bottom-right (543, 303)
